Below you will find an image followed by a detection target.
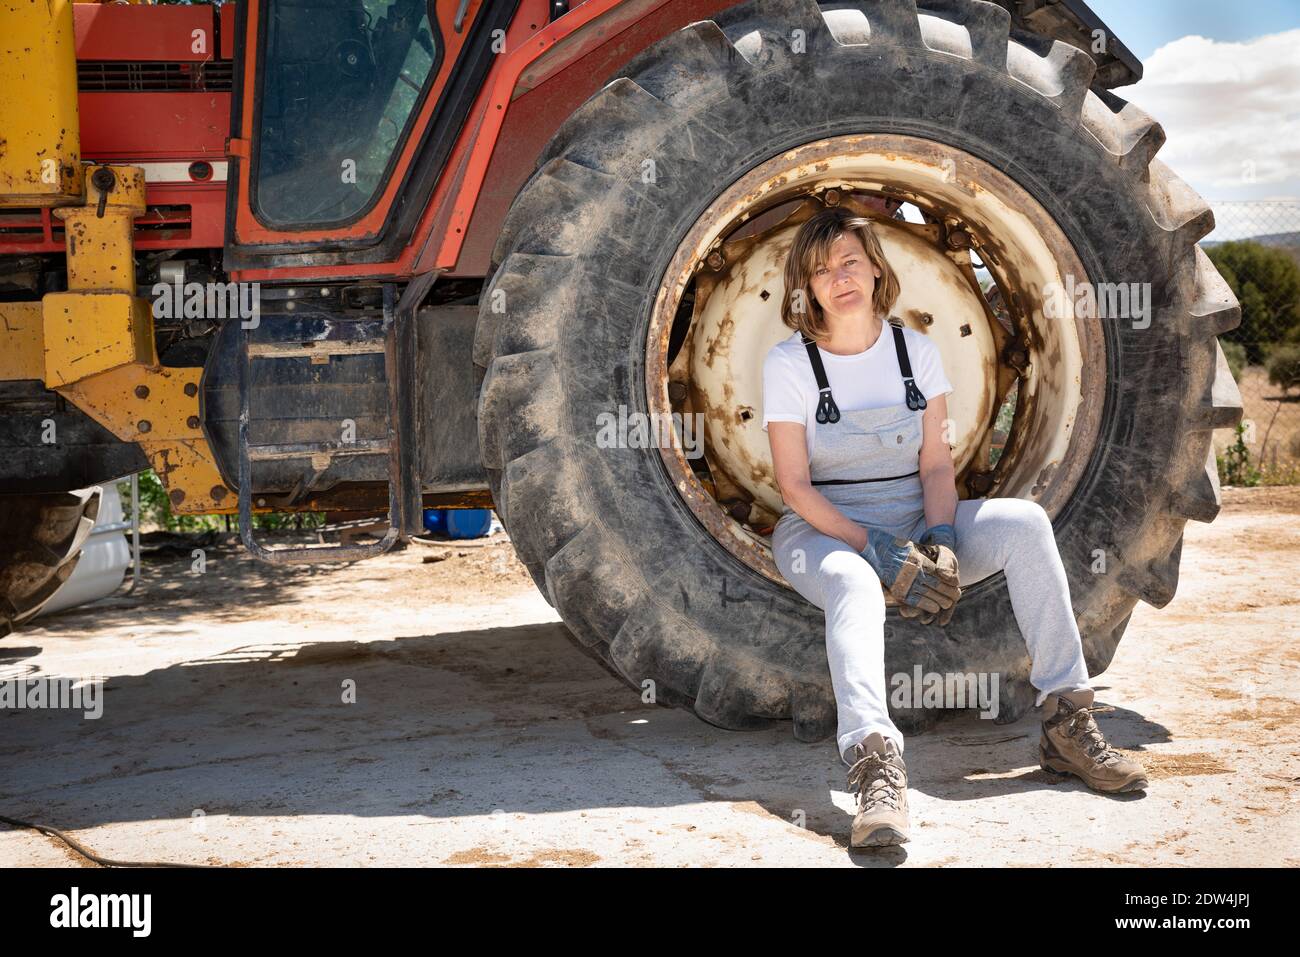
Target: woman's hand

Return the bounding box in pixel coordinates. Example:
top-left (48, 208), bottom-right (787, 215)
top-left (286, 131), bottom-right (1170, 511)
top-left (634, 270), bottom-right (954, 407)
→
top-left (896, 602), bottom-right (935, 624)
top-left (858, 528), bottom-right (961, 615)
top-left (897, 524), bottom-right (961, 624)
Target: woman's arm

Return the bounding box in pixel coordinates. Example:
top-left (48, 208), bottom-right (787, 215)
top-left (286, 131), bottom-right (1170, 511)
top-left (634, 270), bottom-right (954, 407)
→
top-left (768, 421), bottom-right (870, 553)
top-left (769, 415), bottom-right (962, 615)
top-left (918, 392), bottom-right (958, 531)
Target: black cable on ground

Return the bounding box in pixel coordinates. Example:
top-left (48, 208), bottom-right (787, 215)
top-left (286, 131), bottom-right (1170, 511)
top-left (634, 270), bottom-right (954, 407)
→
top-left (0, 813), bottom-right (211, 868)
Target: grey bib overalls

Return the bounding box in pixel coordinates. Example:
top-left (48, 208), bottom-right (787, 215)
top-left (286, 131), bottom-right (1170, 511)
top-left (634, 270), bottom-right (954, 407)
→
top-left (768, 317), bottom-right (1093, 765)
top-left (773, 317), bottom-right (930, 544)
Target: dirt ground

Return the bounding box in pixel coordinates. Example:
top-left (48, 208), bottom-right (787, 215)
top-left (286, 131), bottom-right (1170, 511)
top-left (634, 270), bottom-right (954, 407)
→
top-left (1, 489), bottom-right (1298, 868)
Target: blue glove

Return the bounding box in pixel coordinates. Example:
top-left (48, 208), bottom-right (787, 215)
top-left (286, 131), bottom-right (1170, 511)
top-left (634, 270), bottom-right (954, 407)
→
top-left (920, 523), bottom-right (957, 552)
top-left (859, 527), bottom-right (961, 615)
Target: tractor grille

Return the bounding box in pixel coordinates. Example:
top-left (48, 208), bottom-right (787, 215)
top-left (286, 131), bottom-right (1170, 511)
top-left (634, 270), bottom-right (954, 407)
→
top-left (77, 60), bottom-right (234, 93)
top-left (0, 205), bottom-right (194, 247)
top-left (0, 209), bottom-right (60, 242)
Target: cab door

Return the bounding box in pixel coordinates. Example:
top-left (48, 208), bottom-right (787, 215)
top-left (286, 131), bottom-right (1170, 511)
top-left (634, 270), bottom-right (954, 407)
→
top-left (224, 0), bottom-right (518, 276)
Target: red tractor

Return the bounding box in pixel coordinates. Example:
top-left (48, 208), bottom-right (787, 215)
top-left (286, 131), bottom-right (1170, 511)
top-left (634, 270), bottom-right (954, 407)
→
top-left (0, 0), bottom-right (1242, 738)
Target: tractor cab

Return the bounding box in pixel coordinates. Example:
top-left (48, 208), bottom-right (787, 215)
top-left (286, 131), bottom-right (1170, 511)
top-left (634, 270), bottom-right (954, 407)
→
top-left (224, 0), bottom-right (519, 276)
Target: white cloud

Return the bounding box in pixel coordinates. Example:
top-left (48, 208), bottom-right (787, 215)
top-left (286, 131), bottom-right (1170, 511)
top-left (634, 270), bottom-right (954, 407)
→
top-left (1121, 29), bottom-right (1300, 197)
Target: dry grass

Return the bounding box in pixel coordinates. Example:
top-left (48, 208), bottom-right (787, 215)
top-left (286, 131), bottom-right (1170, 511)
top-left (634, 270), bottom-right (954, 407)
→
top-left (1213, 364), bottom-right (1300, 484)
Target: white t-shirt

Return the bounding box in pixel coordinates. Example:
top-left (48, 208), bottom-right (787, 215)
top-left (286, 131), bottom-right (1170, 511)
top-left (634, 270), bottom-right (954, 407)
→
top-left (761, 325), bottom-right (954, 461)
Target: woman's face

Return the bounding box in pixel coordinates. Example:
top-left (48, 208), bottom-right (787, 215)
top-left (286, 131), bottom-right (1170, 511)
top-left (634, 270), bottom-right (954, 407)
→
top-left (808, 231), bottom-right (882, 322)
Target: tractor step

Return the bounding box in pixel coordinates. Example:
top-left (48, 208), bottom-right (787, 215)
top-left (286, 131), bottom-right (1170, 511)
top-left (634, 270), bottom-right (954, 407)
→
top-left (236, 282), bottom-right (422, 563)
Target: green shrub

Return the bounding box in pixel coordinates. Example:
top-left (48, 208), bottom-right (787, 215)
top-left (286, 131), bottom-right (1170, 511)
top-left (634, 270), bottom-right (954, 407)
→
top-left (1217, 422), bottom-right (1261, 487)
top-left (1206, 241), bottom-right (1300, 363)
top-left (1266, 343), bottom-right (1300, 393)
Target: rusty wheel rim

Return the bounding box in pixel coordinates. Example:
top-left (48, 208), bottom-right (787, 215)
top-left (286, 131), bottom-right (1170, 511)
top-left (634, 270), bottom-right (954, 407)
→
top-left (646, 133), bottom-right (1105, 586)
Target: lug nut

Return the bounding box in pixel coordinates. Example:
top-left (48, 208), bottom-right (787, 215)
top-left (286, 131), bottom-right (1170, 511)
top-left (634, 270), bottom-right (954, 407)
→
top-left (137, 420), bottom-right (152, 433)
top-left (946, 228), bottom-right (972, 249)
top-left (134, 385), bottom-right (150, 399)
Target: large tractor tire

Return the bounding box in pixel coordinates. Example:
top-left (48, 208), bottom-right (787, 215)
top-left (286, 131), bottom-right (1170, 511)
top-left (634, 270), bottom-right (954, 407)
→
top-left (0, 489), bottom-right (102, 637)
top-left (474, 0), bottom-right (1242, 739)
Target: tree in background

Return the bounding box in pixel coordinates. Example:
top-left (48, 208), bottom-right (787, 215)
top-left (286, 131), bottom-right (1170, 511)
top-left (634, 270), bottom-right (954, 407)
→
top-left (1205, 241), bottom-right (1300, 365)
top-left (1267, 344), bottom-right (1300, 395)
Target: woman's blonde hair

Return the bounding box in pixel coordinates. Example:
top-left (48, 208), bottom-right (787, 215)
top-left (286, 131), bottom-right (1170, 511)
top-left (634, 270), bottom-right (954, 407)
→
top-left (780, 207), bottom-right (900, 341)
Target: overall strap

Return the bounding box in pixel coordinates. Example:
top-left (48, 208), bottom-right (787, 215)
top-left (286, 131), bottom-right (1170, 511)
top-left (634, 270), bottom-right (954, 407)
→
top-left (888, 318), bottom-right (928, 411)
top-left (800, 334), bottom-right (841, 424)
top-left (802, 319), bottom-right (926, 422)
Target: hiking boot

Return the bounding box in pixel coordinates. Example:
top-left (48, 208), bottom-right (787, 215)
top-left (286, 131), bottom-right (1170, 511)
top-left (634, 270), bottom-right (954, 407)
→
top-left (847, 732), bottom-right (910, 846)
top-left (1039, 691), bottom-right (1149, 793)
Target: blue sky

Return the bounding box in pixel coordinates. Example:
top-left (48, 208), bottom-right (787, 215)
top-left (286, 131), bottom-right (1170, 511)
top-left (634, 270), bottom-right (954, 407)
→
top-left (1088, 0), bottom-right (1300, 61)
top-left (1082, 0), bottom-right (1300, 227)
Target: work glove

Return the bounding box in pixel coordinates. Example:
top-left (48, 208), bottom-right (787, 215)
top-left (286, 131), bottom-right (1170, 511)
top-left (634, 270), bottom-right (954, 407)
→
top-left (858, 527), bottom-right (961, 618)
top-left (897, 524), bottom-right (961, 625)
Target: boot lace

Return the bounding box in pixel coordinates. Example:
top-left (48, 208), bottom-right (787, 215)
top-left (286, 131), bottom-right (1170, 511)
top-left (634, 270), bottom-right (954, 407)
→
top-left (847, 750), bottom-right (905, 812)
top-left (1060, 705), bottom-right (1123, 763)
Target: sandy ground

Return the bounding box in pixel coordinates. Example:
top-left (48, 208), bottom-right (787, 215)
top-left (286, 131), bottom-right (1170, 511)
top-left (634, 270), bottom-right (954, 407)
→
top-left (1, 490), bottom-right (1298, 868)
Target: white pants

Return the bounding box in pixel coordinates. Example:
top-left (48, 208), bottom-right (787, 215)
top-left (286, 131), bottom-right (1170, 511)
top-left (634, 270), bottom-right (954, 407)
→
top-left (772, 497), bottom-right (1093, 765)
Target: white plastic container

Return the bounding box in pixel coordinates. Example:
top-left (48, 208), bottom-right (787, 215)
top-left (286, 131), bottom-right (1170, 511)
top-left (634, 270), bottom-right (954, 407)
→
top-left (37, 483), bottom-right (132, 618)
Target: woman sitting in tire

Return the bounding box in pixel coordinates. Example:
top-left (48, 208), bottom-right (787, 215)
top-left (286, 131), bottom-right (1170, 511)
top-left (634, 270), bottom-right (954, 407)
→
top-left (762, 207), bottom-right (1148, 849)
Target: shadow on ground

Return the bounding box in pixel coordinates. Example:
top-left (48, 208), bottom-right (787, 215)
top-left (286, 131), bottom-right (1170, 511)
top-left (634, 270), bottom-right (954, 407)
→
top-left (0, 615), bottom-right (1168, 862)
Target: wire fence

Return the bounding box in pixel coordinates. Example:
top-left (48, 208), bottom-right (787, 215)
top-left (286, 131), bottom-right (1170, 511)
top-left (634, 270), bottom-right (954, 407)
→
top-left (1205, 200), bottom-right (1300, 486)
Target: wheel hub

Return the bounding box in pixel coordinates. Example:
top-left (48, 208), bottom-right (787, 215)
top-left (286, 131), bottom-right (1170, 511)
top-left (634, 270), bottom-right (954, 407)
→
top-left (646, 133), bottom-right (1105, 584)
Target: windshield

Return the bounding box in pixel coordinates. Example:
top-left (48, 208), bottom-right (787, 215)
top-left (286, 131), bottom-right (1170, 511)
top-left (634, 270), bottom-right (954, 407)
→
top-left (253, 0), bottom-right (440, 227)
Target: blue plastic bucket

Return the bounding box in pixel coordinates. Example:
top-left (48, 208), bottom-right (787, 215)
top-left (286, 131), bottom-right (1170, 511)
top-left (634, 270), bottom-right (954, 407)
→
top-left (422, 508), bottom-right (492, 539)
